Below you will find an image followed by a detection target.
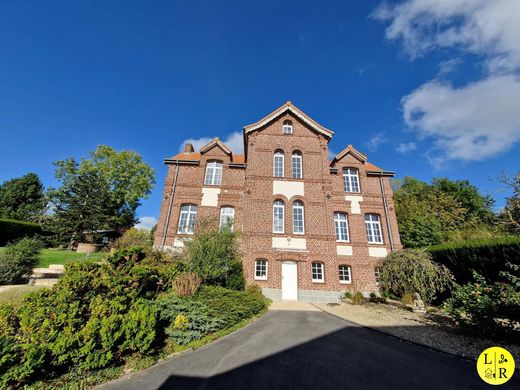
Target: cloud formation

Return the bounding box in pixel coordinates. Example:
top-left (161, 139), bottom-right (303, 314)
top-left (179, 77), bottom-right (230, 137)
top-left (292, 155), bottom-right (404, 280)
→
top-left (374, 0), bottom-right (520, 165)
top-left (179, 131), bottom-right (244, 154)
top-left (365, 132), bottom-right (388, 152)
top-left (135, 216), bottom-right (157, 231)
top-left (396, 142), bottom-right (417, 154)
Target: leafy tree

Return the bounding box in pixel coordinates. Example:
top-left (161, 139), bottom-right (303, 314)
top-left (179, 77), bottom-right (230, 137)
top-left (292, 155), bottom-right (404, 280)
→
top-left (0, 173), bottom-right (46, 221)
top-left (45, 169), bottom-right (112, 247)
top-left (53, 145), bottom-right (155, 229)
top-left (393, 176), bottom-right (495, 248)
top-left (497, 172), bottom-right (520, 233)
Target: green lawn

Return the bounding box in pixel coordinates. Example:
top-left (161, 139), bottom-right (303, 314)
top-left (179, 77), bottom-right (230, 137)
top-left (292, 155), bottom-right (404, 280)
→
top-left (37, 249), bottom-right (107, 267)
top-left (0, 285), bottom-right (48, 306)
top-left (0, 247), bottom-right (108, 267)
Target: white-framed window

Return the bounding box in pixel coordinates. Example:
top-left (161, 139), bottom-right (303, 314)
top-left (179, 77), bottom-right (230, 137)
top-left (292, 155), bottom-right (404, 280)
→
top-left (312, 262), bottom-right (324, 283)
top-left (292, 151), bottom-right (303, 179)
top-left (219, 207), bottom-right (235, 230)
top-left (255, 259), bottom-right (268, 280)
top-left (334, 212), bottom-right (349, 242)
top-left (204, 161), bottom-right (223, 185)
top-left (292, 200), bottom-right (305, 234)
top-left (273, 200), bottom-right (285, 233)
top-left (274, 150), bottom-right (284, 178)
top-left (365, 213), bottom-right (383, 244)
top-left (374, 266), bottom-right (383, 285)
top-left (177, 204), bottom-right (197, 234)
top-left (343, 168), bottom-right (360, 193)
top-left (282, 120), bottom-right (293, 134)
top-left (339, 265), bottom-right (352, 284)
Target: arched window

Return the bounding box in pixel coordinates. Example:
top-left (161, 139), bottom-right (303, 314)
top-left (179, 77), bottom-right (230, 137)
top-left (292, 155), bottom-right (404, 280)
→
top-left (292, 151), bottom-right (303, 179)
top-left (365, 213), bottom-right (383, 244)
top-left (343, 168), bottom-right (360, 192)
top-left (219, 206), bottom-right (235, 231)
top-left (334, 212), bottom-right (349, 242)
top-left (255, 259), bottom-right (268, 280)
top-left (177, 204), bottom-right (197, 234)
top-left (273, 200), bottom-right (285, 233)
top-left (273, 150), bottom-right (284, 178)
top-left (292, 200), bottom-right (305, 234)
top-left (312, 262), bottom-right (324, 283)
top-left (339, 265), bottom-right (352, 284)
top-left (282, 120), bottom-right (293, 134)
top-left (204, 161), bottom-right (223, 185)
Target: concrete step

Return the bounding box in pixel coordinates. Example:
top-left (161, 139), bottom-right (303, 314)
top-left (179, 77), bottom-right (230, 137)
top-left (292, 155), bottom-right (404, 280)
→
top-left (48, 264), bottom-right (65, 271)
top-left (31, 269), bottom-right (64, 278)
top-left (31, 278), bottom-right (59, 287)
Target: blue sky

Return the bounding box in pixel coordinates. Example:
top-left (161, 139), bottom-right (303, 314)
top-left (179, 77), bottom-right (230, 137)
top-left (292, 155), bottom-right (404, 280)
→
top-left (1, 0), bottom-right (519, 229)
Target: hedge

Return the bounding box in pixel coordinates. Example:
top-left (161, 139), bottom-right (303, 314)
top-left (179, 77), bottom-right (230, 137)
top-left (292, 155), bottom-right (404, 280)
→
top-left (0, 219), bottom-right (45, 246)
top-left (427, 236), bottom-right (520, 284)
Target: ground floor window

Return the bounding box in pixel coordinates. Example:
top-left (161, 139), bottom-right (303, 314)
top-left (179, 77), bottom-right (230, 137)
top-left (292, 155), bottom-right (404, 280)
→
top-left (374, 266), bottom-right (382, 285)
top-left (339, 265), bottom-right (352, 284)
top-left (311, 262), bottom-right (324, 283)
top-left (255, 259), bottom-right (268, 280)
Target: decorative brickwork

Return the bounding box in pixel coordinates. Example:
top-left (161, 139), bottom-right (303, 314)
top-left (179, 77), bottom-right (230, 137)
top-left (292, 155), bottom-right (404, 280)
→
top-left (154, 102), bottom-right (401, 302)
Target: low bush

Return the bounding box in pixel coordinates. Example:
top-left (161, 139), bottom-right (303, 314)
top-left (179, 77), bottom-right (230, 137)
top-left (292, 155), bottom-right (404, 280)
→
top-left (0, 218), bottom-right (46, 246)
top-left (172, 273), bottom-right (202, 297)
top-left (369, 293), bottom-right (386, 304)
top-left (0, 237), bottom-right (44, 285)
top-left (428, 236), bottom-right (520, 284)
top-left (379, 249), bottom-right (453, 304)
top-left (444, 263), bottom-right (520, 336)
top-left (112, 227), bottom-right (153, 251)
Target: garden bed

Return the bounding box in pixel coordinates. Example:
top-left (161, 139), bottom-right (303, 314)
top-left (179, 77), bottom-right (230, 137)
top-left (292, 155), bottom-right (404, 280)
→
top-left (316, 300), bottom-right (520, 361)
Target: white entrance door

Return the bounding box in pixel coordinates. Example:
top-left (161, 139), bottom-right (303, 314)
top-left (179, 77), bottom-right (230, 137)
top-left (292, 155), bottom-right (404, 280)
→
top-left (281, 261), bottom-right (298, 300)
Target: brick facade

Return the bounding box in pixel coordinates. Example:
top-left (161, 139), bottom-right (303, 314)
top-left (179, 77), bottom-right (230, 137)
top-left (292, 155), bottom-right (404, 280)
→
top-left (154, 102), bottom-right (401, 302)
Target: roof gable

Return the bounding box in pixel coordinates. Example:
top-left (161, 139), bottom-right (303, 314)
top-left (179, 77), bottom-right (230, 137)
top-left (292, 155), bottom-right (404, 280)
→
top-left (243, 101), bottom-right (334, 138)
top-left (199, 137), bottom-right (232, 156)
top-left (331, 145), bottom-right (367, 164)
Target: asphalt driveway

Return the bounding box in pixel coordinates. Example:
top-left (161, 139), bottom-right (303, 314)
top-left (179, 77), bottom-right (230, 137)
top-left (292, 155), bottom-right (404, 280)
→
top-left (98, 309), bottom-right (518, 390)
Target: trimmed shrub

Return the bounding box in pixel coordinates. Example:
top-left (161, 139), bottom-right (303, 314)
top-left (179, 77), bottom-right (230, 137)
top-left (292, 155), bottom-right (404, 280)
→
top-left (172, 273), bottom-right (202, 297)
top-left (223, 260), bottom-right (246, 291)
top-left (0, 218), bottom-right (45, 246)
top-left (112, 228), bottom-right (153, 251)
top-left (0, 237), bottom-right (44, 285)
top-left (379, 249), bottom-right (453, 304)
top-left (428, 236), bottom-right (520, 284)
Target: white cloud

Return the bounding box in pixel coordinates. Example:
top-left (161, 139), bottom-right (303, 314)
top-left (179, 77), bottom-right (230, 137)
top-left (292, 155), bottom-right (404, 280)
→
top-left (135, 216), bottom-right (157, 231)
top-left (402, 75), bottom-right (520, 164)
top-left (396, 142), bottom-right (417, 153)
top-left (374, 0), bottom-right (520, 165)
top-left (365, 132), bottom-right (388, 152)
top-left (179, 131), bottom-right (244, 154)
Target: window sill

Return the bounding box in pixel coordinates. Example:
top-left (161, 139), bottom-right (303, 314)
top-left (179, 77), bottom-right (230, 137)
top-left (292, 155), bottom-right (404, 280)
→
top-left (367, 242), bottom-right (385, 245)
top-left (312, 279), bottom-right (325, 284)
top-left (293, 232), bottom-right (305, 235)
top-left (177, 232), bottom-right (194, 235)
top-left (336, 240), bottom-right (350, 243)
top-left (273, 231), bottom-right (285, 234)
top-left (254, 276), bottom-right (267, 281)
top-left (340, 280), bottom-right (352, 285)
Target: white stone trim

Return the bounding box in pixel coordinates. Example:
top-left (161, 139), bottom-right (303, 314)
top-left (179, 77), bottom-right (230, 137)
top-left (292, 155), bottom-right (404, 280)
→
top-left (344, 195), bottom-right (363, 214)
top-left (336, 245), bottom-right (353, 256)
top-left (273, 180), bottom-right (304, 200)
top-left (272, 237), bottom-right (307, 250)
top-left (201, 187), bottom-right (220, 206)
top-left (368, 247), bottom-right (388, 257)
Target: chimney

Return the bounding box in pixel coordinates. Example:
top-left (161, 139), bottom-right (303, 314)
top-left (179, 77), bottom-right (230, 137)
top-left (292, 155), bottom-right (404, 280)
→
top-left (184, 143), bottom-right (194, 153)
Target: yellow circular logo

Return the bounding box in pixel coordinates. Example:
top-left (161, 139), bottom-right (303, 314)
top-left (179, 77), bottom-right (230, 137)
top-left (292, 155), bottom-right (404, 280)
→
top-left (477, 347), bottom-right (515, 385)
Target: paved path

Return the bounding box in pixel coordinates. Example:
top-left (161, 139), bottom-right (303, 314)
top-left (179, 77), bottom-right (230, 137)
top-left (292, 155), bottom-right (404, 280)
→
top-left (98, 310), bottom-right (518, 390)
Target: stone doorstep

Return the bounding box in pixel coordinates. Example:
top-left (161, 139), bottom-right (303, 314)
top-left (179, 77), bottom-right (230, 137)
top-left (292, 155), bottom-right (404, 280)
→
top-left (30, 278), bottom-right (59, 287)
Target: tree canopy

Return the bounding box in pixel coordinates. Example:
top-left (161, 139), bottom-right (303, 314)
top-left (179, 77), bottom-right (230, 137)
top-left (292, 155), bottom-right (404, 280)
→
top-left (393, 177), bottom-right (496, 248)
top-left (47, 145), bottom-right (155, 246)
top-left (0, 173), bottom-right (46, 221)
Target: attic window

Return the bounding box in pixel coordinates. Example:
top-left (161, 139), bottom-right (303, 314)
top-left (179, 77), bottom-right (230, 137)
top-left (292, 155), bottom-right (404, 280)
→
top-left (282, 120), bottom-right (293, 134)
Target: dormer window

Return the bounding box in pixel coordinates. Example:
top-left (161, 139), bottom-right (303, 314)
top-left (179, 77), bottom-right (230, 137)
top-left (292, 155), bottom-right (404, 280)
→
top-left (343, 168), bottom-right (360, 193)
top-left (282, 120), bottom-right (293, 134)
top-left (204, 161), bottom-right (223, 186)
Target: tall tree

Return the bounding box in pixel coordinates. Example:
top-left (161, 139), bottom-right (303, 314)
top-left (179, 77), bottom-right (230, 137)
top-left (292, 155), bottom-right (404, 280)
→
top-left (45, 169), bottom-right (112, 248)
top-left (0, 173), bottom-right (46, 221)
top-left (53, 145), bottom-right (155, 230)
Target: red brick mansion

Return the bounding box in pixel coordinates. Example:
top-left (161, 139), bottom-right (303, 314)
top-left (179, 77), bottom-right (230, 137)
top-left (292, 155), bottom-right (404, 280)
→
top-left (154, 102), bottom-right (401, 302)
